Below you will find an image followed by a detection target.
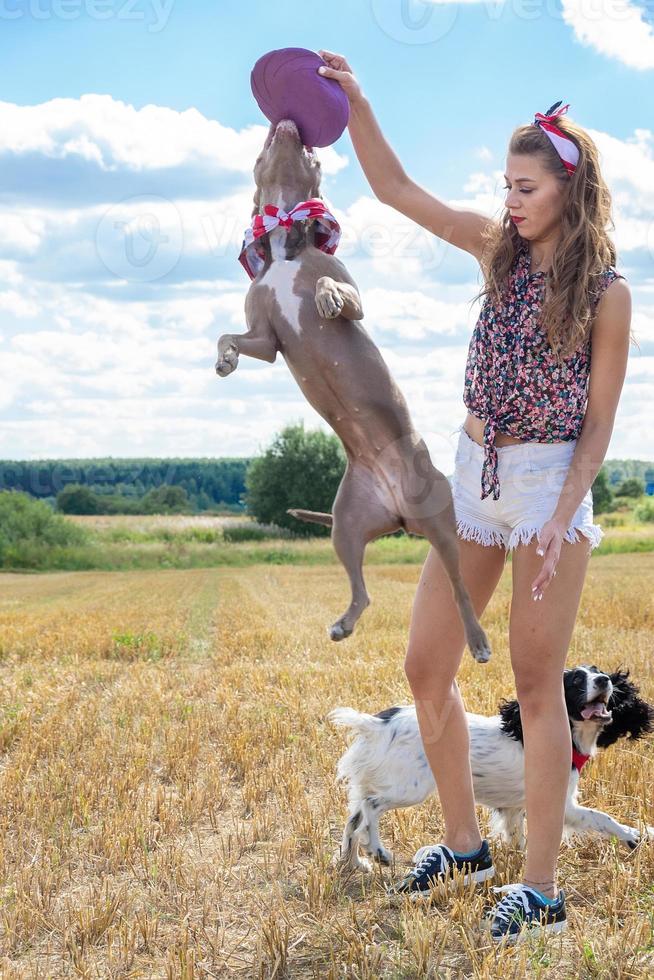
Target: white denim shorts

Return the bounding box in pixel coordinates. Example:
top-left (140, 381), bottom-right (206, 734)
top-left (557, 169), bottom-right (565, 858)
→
top-left (451, 427), bottom-right (604, 552)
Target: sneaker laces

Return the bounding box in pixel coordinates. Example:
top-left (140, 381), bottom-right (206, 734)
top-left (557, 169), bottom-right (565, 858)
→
top-left (412, 843), bottom-right (441, 866)
top-left (489, 884), bottom-right (545, 925)
top-left (412, 844), bottom-right (454, 877)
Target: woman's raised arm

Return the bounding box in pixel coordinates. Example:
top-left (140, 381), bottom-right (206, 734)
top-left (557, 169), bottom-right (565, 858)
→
top-left (319, 49), bottom-right (496, 261)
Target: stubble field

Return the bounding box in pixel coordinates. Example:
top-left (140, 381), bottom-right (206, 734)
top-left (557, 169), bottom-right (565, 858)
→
top-left (0, 550), bottom-right (653, 977)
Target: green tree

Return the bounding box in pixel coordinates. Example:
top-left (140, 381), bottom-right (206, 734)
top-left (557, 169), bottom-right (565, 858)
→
top-left (245, 422), bottom-right (346, 536)
top-left (141, 484), bottom-right (190, 513)
top-left (56, 484), bottom-right (103, 514)
top-left (193, 489), bottom-right (213, 511)
top-left (616, 477), bottom-right (644, 498)
top-left (591, 467), bottom-right (613, 514)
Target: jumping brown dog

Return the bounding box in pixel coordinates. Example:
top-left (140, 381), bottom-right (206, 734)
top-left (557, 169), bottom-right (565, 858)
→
top-left (216, 118), bottom-right (491, 662)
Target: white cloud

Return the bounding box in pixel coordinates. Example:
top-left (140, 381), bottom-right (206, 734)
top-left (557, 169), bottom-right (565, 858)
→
top-left (0, 290), bottom-right (40, 318)
top-left (561, 0), bottom-right (654, 70)
top-left (0, 94), bottom-right (349, 176)
top-left (328, 194), bottom-right (467, 287)
top-left (0, 211), bottom-right (44, 255)
top-left (363, 288), bottom-right (475, 339)
top-left (424, 0), bottom-right (654, 71)
top-left (0, 94), bottom-right (652, 462)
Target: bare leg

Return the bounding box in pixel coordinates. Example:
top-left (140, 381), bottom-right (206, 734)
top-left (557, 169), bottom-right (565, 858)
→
top-left (400, 451), bottom-right (492, 662)
top-left (404, 540), bottom-right (506, 852)
top-left (329, 466), bottom-right (401, 640)
top-left (416, 496), bottom-right (492, 663)
top-left (510, 537), bottom-right (591, 898)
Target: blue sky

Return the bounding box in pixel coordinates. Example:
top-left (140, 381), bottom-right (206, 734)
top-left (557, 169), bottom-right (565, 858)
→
top-left (1, 0), bottom-right (653, 470)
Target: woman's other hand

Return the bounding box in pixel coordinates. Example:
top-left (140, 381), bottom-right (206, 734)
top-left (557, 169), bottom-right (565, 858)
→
top-left (317, 50), bottom-right (363, 105)
top-left (531, 518), bottom-right (565, 600)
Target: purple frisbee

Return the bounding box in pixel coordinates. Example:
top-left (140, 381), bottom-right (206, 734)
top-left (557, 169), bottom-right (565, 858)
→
top-left (251, 47), bottom-right (349, 147)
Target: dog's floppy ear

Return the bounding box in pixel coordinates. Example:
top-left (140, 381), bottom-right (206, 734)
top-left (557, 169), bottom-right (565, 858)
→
top-left (498, 698), bottom-right (524, 744)
top-left (596, 668), bottom-right (654, 749)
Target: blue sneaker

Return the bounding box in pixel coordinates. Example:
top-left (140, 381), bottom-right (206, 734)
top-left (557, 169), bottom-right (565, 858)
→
top-left (386, 839), bottom-right (494, 899)
top-left (484, 883), bottom-right (567, 943)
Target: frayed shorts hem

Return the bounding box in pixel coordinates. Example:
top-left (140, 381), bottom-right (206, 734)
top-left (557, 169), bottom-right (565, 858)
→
top-left (455, 517), bottom-right (604, 552)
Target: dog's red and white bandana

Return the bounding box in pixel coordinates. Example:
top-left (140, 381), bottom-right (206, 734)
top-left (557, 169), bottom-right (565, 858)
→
top-left (238, 198), bottom-right (341, 280)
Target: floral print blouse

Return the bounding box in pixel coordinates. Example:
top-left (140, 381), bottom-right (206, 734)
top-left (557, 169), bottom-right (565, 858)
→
top-left (463, 237), bottom-right (626, 500)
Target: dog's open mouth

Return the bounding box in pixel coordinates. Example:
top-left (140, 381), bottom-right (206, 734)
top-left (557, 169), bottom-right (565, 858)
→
top-left (581, 694), bottom-right (612, 721)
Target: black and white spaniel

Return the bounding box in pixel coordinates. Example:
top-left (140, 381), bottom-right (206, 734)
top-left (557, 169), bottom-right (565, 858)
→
top-left (330, 666), bottom-right (654, 871)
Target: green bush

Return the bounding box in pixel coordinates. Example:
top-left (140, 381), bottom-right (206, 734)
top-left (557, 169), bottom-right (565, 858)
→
top-left (0, 490), bottom-right (89, 568)
top-left (186, 527), bottom-right (223, 543)
top-left (141, 484), bottom-right (190, 514)
top-left (616, 477), bottom-right (645, 498)
top-left (634, 498), bottom-right (654, 523)
top-left (56, 482), bottom-right (194, 515)
top-left (222, 523), bottom-right (293, 543)
top-left (602, 513), bottom-right (627, 528)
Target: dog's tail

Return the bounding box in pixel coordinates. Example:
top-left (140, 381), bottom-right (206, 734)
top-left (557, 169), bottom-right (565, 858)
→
top-left (328, 707), bottom-right (387, 734)
top-left (287, 507), bottom-right (333, 527)
top-left (329, 707), bottom-right (402, 786)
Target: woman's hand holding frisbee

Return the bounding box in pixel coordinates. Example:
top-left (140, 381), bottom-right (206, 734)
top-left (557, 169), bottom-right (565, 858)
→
top-left (251, 47), bottom-right (349, 146)
top-left (318, 50), bottom-right (363, 105)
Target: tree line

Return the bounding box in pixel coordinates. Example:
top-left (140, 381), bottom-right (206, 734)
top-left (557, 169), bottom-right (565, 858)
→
top-left (0, 429), bottom-right (651, 519)
top-left (0, 457), bottom-right (249, 513)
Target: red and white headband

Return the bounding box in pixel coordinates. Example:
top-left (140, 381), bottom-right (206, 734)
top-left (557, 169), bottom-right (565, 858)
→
top-left (533, 101), bottom-right (579, 175)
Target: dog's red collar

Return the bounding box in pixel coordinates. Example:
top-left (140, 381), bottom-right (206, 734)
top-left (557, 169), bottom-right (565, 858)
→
top-left (572, 748), bottom-right (590, 771)
top-left (238, 199), bottom-right (341, 280)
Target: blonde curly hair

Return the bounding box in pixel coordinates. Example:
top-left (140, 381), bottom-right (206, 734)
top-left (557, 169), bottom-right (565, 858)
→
top-left (472, 111), bottom-right (620, 360)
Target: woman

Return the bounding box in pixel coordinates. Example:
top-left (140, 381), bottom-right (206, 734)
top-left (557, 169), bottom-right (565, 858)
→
top-left (318, 52), bottom-right (632, 943)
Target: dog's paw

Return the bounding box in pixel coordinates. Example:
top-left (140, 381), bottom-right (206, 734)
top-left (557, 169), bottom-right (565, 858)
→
top-left (363, 845), bottom-right (393, 866)
top-left (315, 277), bottom-right (345, 319)
top-left (331, 850), bottom-right (372, 873)
top-left (624, 825), bottom-right (654, 849)
top-left (329, 620), bottom-right (353, 641)
top-left (216, 342), bottom-right (239, 377)
top-left (469, 634), bottom-right (492, 664)
top-left (631, 825), bottom-right (654, 848)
